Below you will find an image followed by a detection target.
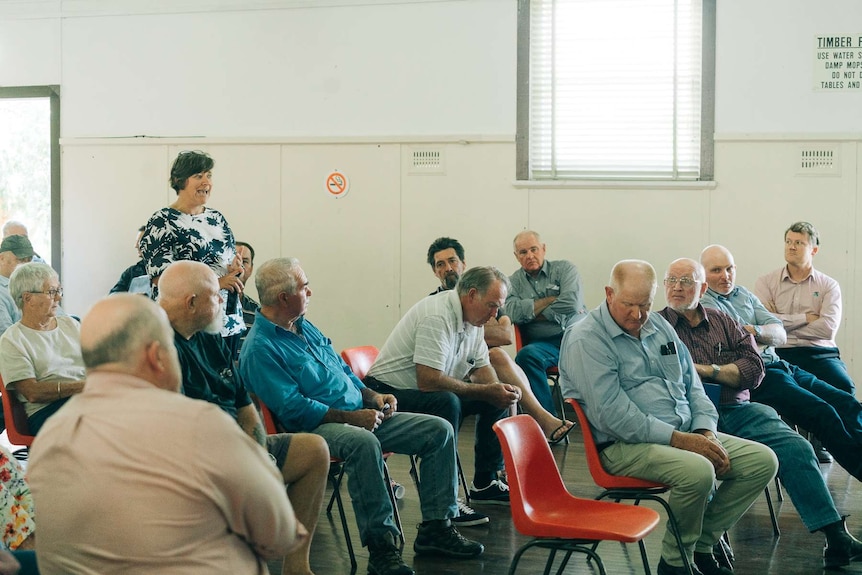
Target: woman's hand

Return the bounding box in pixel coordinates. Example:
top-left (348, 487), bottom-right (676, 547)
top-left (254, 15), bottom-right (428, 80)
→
top-left (220, 255), bottom-right (245, 293)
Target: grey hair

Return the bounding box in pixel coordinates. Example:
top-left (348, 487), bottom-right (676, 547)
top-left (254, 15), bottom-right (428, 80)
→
top-left (456, 266), bottom-right (510, 297)
top-left (256, 257), bottom-right (302, 306)
top-left (9, 262), bottom-right (58, 310)
top-left (82, 304), bottom-right (166, 369)
top-left (609, 260), bottom-right (657, 293)
top-left (666, 258), bottom-right (705, 283)
top-left (786, 221), bottom-right (820, 247)
top-left (512, 230), bottom-right (542, 249)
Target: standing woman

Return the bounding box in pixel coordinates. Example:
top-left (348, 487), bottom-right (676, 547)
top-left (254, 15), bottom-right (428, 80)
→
top-left (140, 151), bottom-right (245, 356)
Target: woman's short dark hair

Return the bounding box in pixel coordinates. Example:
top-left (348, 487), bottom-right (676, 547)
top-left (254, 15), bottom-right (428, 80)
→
top-left (169, 151), bottom-right (215, 193)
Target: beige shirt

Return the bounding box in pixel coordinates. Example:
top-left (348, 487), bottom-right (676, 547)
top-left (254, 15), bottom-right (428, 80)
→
top-left (754, 266), bottom-right (841, 348)
top-left (28, 371), bottom-right (297, 575)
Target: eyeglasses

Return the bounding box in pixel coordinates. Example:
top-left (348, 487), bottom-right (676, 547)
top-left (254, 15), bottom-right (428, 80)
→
top-left (30, 288), bottom-right (63, 298)
top-left (663, 277), bottom-right (697, 287)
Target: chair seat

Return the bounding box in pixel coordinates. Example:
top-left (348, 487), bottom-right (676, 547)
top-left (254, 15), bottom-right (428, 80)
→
top-left (516, 491), bottom-right (660, 542)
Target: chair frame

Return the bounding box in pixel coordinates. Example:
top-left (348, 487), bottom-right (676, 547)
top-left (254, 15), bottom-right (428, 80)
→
top-left (494, 415), bottom-right (660, 575)
top-left (567, 398), bottom-right (694, 575)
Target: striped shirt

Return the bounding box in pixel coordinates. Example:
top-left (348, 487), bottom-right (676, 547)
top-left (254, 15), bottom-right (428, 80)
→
top-left (658, 305), bottom-right (765, 405)
top-left (367, 290), bottom-right (489, 390)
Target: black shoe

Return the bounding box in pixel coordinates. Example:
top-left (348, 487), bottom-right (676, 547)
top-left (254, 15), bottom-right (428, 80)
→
top-left (414, 519), bottom-right (484, 558)
top-left (694, 551), bottom-right (734, 575)
top-left (824, 524), bottom-right (862, 569)
top-left (657, 557), bottom-right (703, 575)
top-left (811, 436), bottom-right (834, 463)
top-left (367, 532), bottom-right (414, 575)
top-left (451, 499), bottom-right (489, 527)
top-left (713, 536), bottom-right (734, 569)
top-left (468, 479), bottom-right (510, 505)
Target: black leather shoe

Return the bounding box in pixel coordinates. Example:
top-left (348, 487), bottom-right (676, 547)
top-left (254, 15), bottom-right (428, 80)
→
top-left (695, 551), bottom-right (734, 574)
top-left (657, 557), bottom-right (704, 575)
top-left (824, 527), bottom-right (862, 569)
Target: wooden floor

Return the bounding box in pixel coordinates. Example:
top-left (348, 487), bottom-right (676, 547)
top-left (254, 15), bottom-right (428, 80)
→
top-left (267, 417), bottom-right (862, 575)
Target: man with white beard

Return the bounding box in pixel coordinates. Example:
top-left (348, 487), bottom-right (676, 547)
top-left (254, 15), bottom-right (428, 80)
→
top-left (158, 260), bottom-right (329, 575)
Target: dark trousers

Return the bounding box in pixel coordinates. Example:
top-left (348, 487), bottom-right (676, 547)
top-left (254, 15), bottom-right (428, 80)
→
top-left (364, 376), bottom-right (507, 477)
top-left (27, 397), bottom-right (70, 435)
top-left (776, 346), bottom-right (855, 395)
top-left (752, 360), bottom-right (862, 480)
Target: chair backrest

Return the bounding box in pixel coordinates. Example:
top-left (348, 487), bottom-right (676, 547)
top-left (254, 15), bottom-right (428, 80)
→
top-left (566, 398), bottom-right (662, 490)
top-left (702, 382), bottom-right (722, 407)
top-left (0, 379), bottom-right (34, 447)
top-left (493, 415), bottom-right (571, 531)
top-left (513, 324), bottom-right (524, 350)
top-left (253, 396), bottom-right (280, 435)
top-left (340, 346), bottom-right (379, 380)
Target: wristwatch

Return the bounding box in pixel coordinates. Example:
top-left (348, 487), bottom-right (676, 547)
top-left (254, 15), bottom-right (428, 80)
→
top-left (753, 325), bottom-right (762, 338)
top-left (711, 364), bottom-right (721, 380)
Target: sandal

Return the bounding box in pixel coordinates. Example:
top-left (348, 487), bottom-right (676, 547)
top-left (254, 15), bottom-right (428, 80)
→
top-left (548, 420), bottom-right (575, 445)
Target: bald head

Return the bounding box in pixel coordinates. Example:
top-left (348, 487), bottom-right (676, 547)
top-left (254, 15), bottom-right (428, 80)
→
top-left (158, 261), bottom-right (223, 338)
top-left (700, 244), bottom-right (737, 295)
top-left (81, 294), bottom-right (181, 391)
top-left (605, 260), bottom-right (657, 338)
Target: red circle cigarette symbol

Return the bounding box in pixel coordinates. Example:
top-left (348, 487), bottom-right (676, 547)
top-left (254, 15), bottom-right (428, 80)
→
top-left (326, 172), bottom-right (349, 198)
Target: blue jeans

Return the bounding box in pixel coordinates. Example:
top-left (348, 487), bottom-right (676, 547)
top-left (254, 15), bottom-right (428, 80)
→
top-left (718, 401), bottom-right (841, 532)
top-left (776, 346), bottom-right (856, 395)
top-left (365, 378), bottom-right (506, 478)
top-left (514, 336), bottom-right (562, 413)
top-left (752, 361), bottom-right (862, 480)
top-left (313, 412), bottom-right (458, 546)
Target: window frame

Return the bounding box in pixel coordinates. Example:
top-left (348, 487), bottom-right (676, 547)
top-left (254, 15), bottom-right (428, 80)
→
top-left (516, 0), bottom-right (716, 183)
top-left (0, 85), bottom-right (62, 275)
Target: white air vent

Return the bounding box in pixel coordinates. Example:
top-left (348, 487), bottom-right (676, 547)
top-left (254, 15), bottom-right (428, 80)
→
top-left (408, 148), bottom-right (445, 175)
top-left (797, 146), bottom-right (840, 176)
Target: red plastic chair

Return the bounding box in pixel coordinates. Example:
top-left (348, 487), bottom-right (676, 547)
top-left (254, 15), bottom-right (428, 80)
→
top-left (567, 398), bottom-right (694, 575)
top-left (493, 415), bottom-right (660, 575)
top-left (513, 325), bottom-right (568, 440)
top-left (0, 378), bottom-right (35, 449)
top-left (339, 345), bottom-right (379, 380)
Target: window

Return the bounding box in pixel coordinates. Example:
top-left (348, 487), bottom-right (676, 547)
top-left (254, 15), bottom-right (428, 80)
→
top-left (516, 0), bottom-right (715, 181)
top-left (0, 86), bottom-right (61, 270)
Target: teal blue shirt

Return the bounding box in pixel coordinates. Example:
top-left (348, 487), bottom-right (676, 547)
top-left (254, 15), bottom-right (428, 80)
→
top-left (238, 313), bottom-right (364, 432)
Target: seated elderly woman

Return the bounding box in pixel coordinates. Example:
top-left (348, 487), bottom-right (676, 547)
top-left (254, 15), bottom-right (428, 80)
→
top-left (0, 263), bottom-right (85, 434)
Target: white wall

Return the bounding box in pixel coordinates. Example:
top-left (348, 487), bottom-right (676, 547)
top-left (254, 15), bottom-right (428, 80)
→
top-left (3, 0), bottom-right (862, 379)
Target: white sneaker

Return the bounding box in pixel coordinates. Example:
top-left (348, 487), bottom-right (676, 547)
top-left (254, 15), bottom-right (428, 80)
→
top-left (451, 499), bottom-right (489, 526)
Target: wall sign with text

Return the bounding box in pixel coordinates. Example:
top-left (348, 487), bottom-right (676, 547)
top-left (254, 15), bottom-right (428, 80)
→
top-left (814, 35), bottom-right (862, 91)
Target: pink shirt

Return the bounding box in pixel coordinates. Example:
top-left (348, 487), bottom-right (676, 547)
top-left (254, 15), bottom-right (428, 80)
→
top-left (28, 371), bottom-right (297, 575)
top-left (754, 266), bottom-right (841, 348)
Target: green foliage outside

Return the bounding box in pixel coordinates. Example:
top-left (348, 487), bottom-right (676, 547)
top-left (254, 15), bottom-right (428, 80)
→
top-left (0, 97), bottom-right (51, 264)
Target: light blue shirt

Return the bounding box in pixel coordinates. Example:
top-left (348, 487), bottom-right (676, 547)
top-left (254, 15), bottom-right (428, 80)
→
top-left (504, 259), bottom-right (587, 341)
top-left (701, 285), bottom-right (782, 364)
top-left (238, 313), bottom-right (364, 432)
top-left (559, 301), bottom-right (717, 446)
top-left (0, 275), bottom-right (21, 336)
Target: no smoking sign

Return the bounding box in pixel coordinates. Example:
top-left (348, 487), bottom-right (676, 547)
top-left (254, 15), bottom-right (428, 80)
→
top-left (325, 171), bottom-right (350, 199)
